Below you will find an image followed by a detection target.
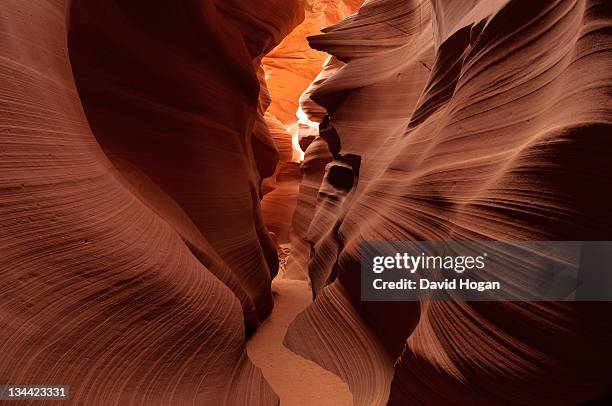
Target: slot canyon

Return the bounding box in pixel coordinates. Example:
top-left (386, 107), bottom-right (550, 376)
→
top-left (1, 0), bottom-right (611, 405)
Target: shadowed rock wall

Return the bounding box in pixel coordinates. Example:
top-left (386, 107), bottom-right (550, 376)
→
top-left (286, 0), bottom-right (612, 404)
top-left (1, 0), bottom-right (304, 404)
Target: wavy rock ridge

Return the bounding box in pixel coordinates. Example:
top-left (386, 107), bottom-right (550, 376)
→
top-left (286, 0), bottom-right (612, 404)
top-left (1, 0), bottom-right (305, 404)
top-left (260, 0), bottom-right (363, 248)
top-left (2, 0), bottom-right (612, 404)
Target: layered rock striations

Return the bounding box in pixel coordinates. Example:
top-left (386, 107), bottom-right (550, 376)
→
top-left (1, 0), bottom-right (303, 404)
top-left (67, 0), bottom-right (306, 325)
top-left (262, 0), bottom-right (363, 128)
top-left (286, 0), bottom-right (612, 404)
top-left (2, 0), bottom-right (611, 404)
top-left (260, 0), bottom-right (362, 247)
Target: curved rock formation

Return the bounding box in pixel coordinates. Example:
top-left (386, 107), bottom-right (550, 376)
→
top-left (67, 0), bottom-right (306, 324)
top-left (262, 0), bottom-right (363, 127)
top-left (286, 0), bottom-right (612, 404)
top-left (260, 0), bottom-right (362, 248)
top-left (2, 0), bottom-right (611, 404)
top-left (1, 0), bottom-right (303, 404)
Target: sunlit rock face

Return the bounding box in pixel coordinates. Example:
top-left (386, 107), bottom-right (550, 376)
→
top-left (284, 56), bottom-right (346, 279)
top-left (260, 0), bottom-right (362, 246)
top-left (262, 0), bottom-right (363, 127)
top-left (286, 0), bottom-right (612, 404)
top-left (1, 0), bottom-right (302, 404)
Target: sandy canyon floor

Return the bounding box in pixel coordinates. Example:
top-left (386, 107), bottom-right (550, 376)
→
top-left (247, 264), bottom-right (352, 406)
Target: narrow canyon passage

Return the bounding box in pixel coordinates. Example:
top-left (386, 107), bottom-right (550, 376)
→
top-left (246, 269), bottom-right (352, 406)
top-left (249, 5), bottom-right (359, 403)
top-left (2, 1), bottom-right (611, 405)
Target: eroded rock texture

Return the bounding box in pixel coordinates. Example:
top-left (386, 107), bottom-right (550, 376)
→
top-left (0, 0), bottom-right (303, 404)
top-left (286, 0), bottom-right (612, 404)
top-left (262, 0), bottom-right (363, 127)
top-left (260, 0), bottom-right (362, 247)
top-left (67, 0), bottom-right (307, 325)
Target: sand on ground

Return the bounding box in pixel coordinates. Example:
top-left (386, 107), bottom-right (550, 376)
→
top-left (247, 275), bottom-right (353, 406)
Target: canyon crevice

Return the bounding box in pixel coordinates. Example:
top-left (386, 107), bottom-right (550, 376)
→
top-left (1, 0), bottom-right (611, 405)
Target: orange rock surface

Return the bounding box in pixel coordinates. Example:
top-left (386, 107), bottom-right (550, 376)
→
top-left (286, 0), bottom-right (612, 404)
top-left (1, 0), bottom-right (303, 403)
top-left (260, 0), bottom-right (362, 246)
top-left (2, 0), bottom-right (611, 404)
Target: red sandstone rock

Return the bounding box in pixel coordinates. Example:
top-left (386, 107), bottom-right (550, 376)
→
top-left (0, 0), bottom-right (303, 403)
top-left (260, 0), bottom-right (361, 248)
top-left (285, 0), bottom-right (612, 404)
top-left (2, 0), bottom-right (611, 404)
